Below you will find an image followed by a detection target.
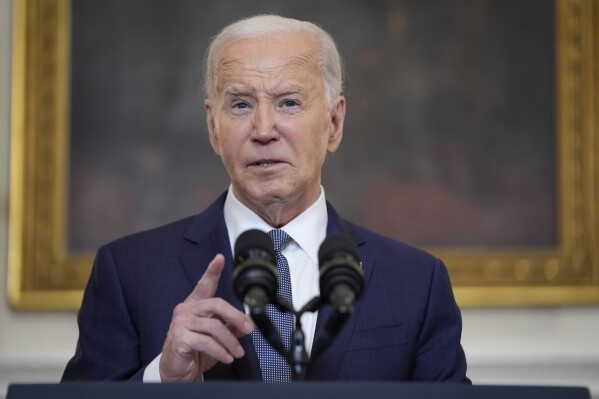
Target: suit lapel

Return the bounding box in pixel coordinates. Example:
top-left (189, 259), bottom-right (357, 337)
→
top-left (308, 202), bottom-right (374, 379)
top-left (177, 192), bottom-right (261, 380)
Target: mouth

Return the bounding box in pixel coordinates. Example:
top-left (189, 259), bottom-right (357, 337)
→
top-left (249, 159), bottom-right (284, 168)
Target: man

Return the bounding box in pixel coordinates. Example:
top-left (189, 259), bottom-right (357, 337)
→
top-left (62, 14), bottom-right (469, 383)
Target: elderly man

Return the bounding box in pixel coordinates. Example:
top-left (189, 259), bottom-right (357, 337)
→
top-left (62, 14), bottom-right (469, 383)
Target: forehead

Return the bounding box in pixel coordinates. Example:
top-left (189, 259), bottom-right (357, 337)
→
top-left (214, 32), bottom-right (323, 94)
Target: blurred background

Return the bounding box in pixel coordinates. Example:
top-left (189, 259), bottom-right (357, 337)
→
top-left (67, 0), bottom-right (556, 250)
top-left (0, 0), bottom-right (598, 398)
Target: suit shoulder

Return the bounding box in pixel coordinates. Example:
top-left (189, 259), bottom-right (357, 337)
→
top-left (102, 215), bottom-right (196, 255)
top-left (350, 223), bottom-right (439, 267)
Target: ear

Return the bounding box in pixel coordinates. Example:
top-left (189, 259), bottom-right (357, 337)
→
top-left (326, 95), bottom-right (346, 153)
top-left (205, 99), bottom-right (221, 156)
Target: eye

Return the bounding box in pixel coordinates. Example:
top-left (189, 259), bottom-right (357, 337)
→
top-left (232, 102), bottom-right (249, 110)
top-left (282, 100), bottom-right (299, 108)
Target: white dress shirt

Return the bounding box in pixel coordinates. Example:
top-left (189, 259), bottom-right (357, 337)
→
top-left (143, 186), bottom-right (327, 381)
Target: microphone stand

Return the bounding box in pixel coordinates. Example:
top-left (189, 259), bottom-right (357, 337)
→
top-left (274, 296), bottom-right (321, 380)
top-left (251, 293), bottom-right (356, 380)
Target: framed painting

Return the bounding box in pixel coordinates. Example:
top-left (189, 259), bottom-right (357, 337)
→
top-left (8, 0), bottom-right (599, 309)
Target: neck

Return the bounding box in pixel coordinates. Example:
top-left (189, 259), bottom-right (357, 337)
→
top-left (233, 187), bottom-right (320, 228)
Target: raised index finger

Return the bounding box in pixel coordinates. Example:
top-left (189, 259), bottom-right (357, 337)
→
top-left (186, 253), bottom-right (225, 302)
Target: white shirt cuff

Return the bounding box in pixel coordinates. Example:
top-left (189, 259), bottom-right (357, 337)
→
top-left (142, 353), bottom-right (204, 382)
top-left (143, 354), bottom-right (162, 382)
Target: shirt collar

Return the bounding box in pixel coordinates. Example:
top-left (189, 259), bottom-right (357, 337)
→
top-left (224, 186), bottom-right (328, 264)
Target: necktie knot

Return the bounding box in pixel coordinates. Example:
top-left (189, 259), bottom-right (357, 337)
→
top-left (268, 229), bottom-right (293, 252)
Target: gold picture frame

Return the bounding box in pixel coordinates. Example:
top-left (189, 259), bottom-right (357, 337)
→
top-left (8, 0), bottom-right (599, 310)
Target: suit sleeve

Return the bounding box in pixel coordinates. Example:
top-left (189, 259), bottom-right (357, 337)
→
top-left (410, 259), bottom-right (470, 383)
top-left (61, 245), bottom-right (145, 381)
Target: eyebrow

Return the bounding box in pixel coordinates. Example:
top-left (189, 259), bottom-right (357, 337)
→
top-left (275, 87), bottom-right (303, 97)
top-left (223, 86), bottom-right (305, 98)
top-left (224, 87), bottom-right (251, 97)
top-left (224, 80), bottom-right (306, 98)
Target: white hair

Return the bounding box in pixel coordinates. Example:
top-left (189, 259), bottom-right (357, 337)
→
top-left (204, 14), bottom-right (343, 106)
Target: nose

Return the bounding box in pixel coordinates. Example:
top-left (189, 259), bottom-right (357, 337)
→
top-left (251, 103), bottom-right (278, 143)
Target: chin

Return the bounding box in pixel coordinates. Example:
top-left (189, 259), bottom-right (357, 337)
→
top-left (248, 182), bottom-right (294, 203)
top-left (256, 187), bottom-right (290, 203)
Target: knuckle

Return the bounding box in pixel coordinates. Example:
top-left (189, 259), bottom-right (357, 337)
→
top-left (211, 298), bottom-right (224, 311)
top-left (170, 328), bottom-right (186, 343)
top-left (211, 297), bottom-right (229, 314)
top-left (172, 303), bottom-right (188, 318)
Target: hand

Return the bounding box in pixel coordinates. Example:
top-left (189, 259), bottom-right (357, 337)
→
top-left (159, 254), bottom-right (255, 381)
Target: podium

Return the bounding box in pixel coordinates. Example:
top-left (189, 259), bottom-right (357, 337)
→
top-left (6, 382), bottom-right (591, 399)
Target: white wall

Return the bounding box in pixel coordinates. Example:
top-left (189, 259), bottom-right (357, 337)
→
top-left (0, 0), bottom-right (597, 397)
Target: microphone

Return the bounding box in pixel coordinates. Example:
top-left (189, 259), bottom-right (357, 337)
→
top-left (312, 234), bottom-right (364, 359)
top-left (233, 229), bottom-right (278, 313)
top-left (318, 234), bottom-right (364, 314)
top-left (232, 229), bottom-right (287, 356)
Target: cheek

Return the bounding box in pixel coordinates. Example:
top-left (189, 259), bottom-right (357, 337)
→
top-left (290, 116), bottom-right (330, 149)
top-left (216, 120), bottom-right (246, 153)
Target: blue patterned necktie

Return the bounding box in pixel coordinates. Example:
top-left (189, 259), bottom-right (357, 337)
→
top-left (251, 229), bottom-right (295, 382)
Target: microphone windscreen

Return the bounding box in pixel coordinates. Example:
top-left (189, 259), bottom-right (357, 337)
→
top-left (318, 234), bottom-right (360, 264)
top-left (234, 229), bottom-right (275, 259)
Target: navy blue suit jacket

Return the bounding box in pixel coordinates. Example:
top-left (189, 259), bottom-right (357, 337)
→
top-left (62, 193), bottom-right (469, 382)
